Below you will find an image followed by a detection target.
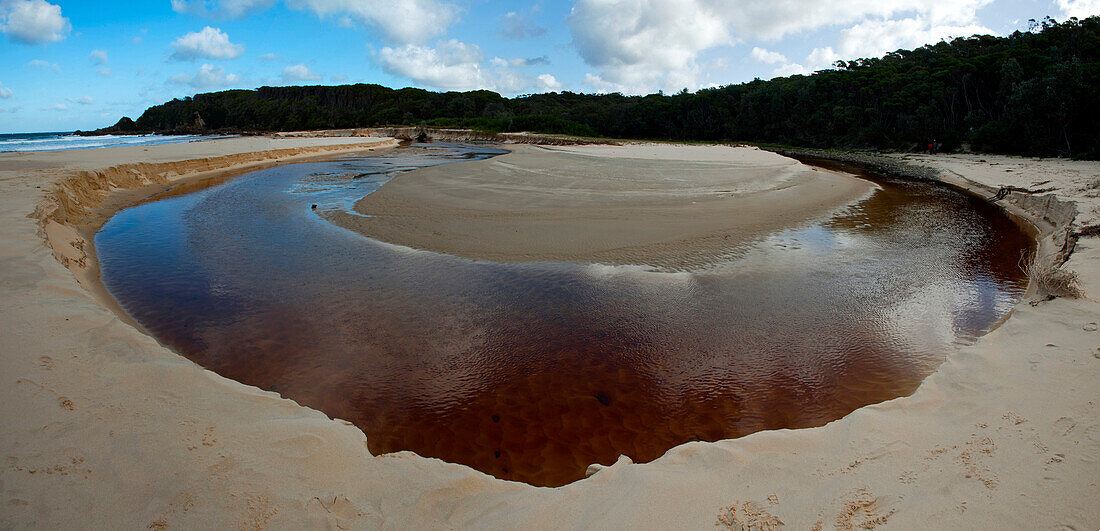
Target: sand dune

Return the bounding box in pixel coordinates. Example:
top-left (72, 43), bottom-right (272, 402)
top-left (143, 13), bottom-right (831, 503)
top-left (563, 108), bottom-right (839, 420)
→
top-left (0, 138), bottom-right (1096, 528)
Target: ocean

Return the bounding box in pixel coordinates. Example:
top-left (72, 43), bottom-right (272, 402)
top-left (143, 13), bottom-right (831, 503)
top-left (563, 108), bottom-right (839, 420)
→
top-left (0, 131), bottom-right (219, 153)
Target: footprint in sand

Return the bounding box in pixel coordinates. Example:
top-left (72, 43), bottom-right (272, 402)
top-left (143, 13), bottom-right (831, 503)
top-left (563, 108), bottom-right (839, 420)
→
top-left (1081, 424), bottom-right (1100, 463)
top-left (715, 499), bottom-right (784, 530)
top-left (1052, 417), bottom-right (1077, 437)
top-left (813, 488), bottom-right (897, 530)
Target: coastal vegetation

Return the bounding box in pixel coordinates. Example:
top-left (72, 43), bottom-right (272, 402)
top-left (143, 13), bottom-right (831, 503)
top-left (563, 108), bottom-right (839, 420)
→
top-left (103, 16), bottom-right (1099, 158)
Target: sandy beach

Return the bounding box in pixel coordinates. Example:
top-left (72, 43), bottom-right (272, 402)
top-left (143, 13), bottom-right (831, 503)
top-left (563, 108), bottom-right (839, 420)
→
top-left (0, 138), bottom-right (1097, 528)
top-left (336, 144), bottom-right (873, 270)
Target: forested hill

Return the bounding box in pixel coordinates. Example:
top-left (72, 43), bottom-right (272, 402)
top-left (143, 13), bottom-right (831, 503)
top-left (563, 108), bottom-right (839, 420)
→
top-left (103, 17), bottom-right (1099, 158)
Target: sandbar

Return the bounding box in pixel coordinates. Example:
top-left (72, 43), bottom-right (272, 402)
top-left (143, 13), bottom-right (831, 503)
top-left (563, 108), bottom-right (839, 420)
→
top-left (335, 144), bottom-right (874, 269)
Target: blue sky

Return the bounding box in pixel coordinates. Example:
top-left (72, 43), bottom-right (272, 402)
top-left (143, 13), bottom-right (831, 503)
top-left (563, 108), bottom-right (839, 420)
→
top-left (1, 0), bottom-right (1096, 133)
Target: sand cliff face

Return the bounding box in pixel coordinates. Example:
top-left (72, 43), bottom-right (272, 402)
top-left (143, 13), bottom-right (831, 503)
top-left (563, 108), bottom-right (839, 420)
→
top-left (0, 139), bottom-right (1097, 528)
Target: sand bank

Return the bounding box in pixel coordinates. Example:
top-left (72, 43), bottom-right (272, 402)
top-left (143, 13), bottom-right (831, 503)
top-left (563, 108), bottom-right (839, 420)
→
top-left (0, 139), bottom-right (1097, 528)
top-left (335, 144), bottom-right (874, 269)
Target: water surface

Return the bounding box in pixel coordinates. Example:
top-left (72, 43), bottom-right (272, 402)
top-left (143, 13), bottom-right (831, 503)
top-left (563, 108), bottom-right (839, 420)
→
top-left (0, 131), bottom-right (217, 152)
top-left (95, 144), bottom-right (1032, 486)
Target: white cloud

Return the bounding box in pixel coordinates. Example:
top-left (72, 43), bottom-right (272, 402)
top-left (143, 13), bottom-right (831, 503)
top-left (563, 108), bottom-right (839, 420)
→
top-left (169, 63), bottom-right (243, 89)
top-left (1056, 0), bottom-right (1100, 19)
top-left (170, 26), bottom-right (245, 61)
top-left (97, 67), bottom-right (112, 76)
top-left (0, 0), bottom-right (70, 44)
top-left (89, 49), bottom-right (108, 64)
top-left (500, 11), bottom-right (546, 40)
top-left (770, 63), bottom-right (810, 77)
top-left (567, 0), bottom-right (996, 93)
top-left (66, 96), bottom-right (93, 105)
top-left (290, 0), bottom-right (459, 44)
top-left (749, 47), bottom-right (786, 64)
top-left (171, 0), bottom-right (460, 44)
top-left (27, 58), bottom-right (59, 72)
top-left (169, 0), bottom-right (448, 44)
top-left (378, 39), bottom-right (532, 93)
top-left (823, 17), bottom-right (992, 65)
top-left (806, 47), bottom-right (840, 67)
top-left (331, 74), bottom-right (347, 82)
top-left (0, 82), bottom-right (13, 99)
top-left (258, 52), bottom-right (282, 61)
top-left (569, 0), bottom-right (728, 94)
top-left (717, 0), bottom-right (993, 40)
top-left (281, 63), bottom-right (321, 81)
top-left (536, 73), bottom-right (562, 92)
top-left (51, 103), bottom-right (66, 111)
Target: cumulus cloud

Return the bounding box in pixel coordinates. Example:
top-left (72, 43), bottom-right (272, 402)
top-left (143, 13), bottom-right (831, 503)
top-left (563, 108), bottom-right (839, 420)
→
top-left (66, 95), bottom-right (93, 105)
top-left (169, 63), bottom-right (242, 89)
top-left (536, 73), bottom-right (562, 92)
top-left (379, 39), bottom-right (532, 93)
top-left (568, 0), bottom-right (996, 93)
top-left (97, 67), bottom-right (112, 77)
top-left (500, 11), bottom-right (546, 40)
top-left (291, 0), bottom-right (458, 44)
top-left (170, 26), bottom-right (244, 61)
top-left (27, 58), bottom-right (59, 72)
top-left (770, 63), bottom-right (811, 77)
top-left (89, 49), bottom-right (108, 64)
top-left (258, 52), bottom-right (282, 61)
top-left (0, 82), bottom-right (13, 98)
top-left (0, 0), bottom-right (70, 44)
top-left (1055, 0), bottom-right (1100, 19)
top-left (569, 0), bottom-right (729, 93)
top-left (749, 47), bottom-right (786, 64)
top-left (807, 18), bottom-right (992, 69)
top-left (172, 0), bottom-right (459, 44)
top-left (282, 63), bottom-right (321, 81)
top-left (718, 0), bottom-right (993, 40)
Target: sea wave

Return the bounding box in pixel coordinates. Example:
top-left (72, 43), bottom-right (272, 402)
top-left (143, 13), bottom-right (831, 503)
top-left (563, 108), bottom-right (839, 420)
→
top-left (0, 132), bottom-right (222, 153)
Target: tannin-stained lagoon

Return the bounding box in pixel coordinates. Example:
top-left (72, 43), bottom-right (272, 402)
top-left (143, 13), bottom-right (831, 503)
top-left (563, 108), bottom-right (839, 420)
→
top-left (95, 144), bottom-right (1032, 486)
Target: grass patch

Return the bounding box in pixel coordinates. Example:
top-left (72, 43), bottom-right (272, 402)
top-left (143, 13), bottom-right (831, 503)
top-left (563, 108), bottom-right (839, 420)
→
top-left (1021, 252), bottom-right (1083, 299)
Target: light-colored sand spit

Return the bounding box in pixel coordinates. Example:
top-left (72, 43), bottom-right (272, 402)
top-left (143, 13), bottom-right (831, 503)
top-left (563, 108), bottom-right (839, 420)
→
top-left (336, 144), bottom-right (873, 270)
top-left (0, 139), bottom-right (1096, 528)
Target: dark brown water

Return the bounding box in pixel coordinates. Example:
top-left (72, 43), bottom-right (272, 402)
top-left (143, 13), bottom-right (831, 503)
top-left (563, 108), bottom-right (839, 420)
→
top-left (95, 144), bottom-right (1033, 486)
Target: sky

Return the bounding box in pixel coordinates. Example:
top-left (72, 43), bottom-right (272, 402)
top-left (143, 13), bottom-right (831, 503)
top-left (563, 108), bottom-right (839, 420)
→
top-left (1, 0), bottom-right (1098, 133)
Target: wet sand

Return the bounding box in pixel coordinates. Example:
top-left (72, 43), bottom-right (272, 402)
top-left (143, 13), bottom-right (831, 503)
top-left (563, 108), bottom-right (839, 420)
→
top-left (0, 138), bottom-right (1097, 528)
top-left (336, 144), bottom-right (874, 270)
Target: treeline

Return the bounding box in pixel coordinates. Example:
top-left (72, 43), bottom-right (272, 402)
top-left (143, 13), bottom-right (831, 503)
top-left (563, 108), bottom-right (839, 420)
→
top-left (105, 16), bottom-right (1100, 158)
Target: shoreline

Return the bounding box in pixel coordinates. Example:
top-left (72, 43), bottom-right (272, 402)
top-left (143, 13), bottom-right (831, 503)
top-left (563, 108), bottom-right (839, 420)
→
top-left (0, 138), bottom-right (1096, 528)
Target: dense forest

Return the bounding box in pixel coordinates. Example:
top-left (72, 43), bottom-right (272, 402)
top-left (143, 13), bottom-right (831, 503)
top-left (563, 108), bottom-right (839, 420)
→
top-left (102, 16), bottom-right (1100, 158)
